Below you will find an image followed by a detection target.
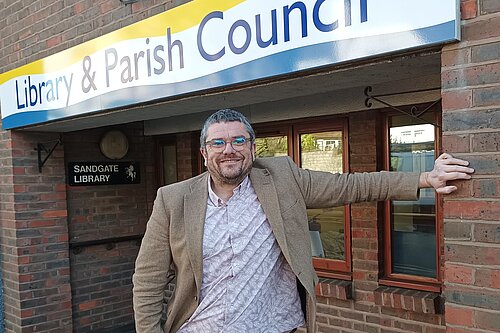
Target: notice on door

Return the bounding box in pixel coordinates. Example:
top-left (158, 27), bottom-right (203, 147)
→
top-left (68, 161), bottom-right (140, 186)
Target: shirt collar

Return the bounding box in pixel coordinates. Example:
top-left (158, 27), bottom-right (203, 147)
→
top-left (207, 175), bottom-right (250, 206)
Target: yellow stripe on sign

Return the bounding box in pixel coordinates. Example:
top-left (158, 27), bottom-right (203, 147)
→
top-left (0, 0), bottom-right (245, 85)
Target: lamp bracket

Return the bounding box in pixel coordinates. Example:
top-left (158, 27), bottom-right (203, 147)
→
top-left (35, 135), bottom-right (63, 173)
top-left (364, 86), bottom-right (441, 128)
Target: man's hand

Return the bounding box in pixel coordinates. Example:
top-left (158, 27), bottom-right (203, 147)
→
top-left (419, 153), bottom-right (474, 194)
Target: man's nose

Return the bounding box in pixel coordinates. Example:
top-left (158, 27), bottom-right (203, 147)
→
top-left (222, 141), bottom-right (236, 153)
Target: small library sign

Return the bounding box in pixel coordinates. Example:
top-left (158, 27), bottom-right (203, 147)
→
top-left (68, 162), bottom-right (140, 186)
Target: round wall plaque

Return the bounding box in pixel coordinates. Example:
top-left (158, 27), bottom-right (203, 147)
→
top-left (99, 130), bottom-right (129, 159)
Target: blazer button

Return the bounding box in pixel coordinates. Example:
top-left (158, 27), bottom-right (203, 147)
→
top-left (194, 296), bottom-right (198, 301)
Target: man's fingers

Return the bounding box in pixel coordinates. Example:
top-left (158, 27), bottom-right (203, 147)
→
top-left (439, 164), bottom-right (475, 174)
top-left (437, 152), bottom-right (469, 164)
top-left (442, 172), bottom-right (473, 181)
top-left (436, 185), bottom-right (458, 194)
top-left (437, 155), bottom-right (471, 167)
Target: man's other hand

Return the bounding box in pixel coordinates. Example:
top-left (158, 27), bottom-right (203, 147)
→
top-left (419, 153), bottom-right (475, 194)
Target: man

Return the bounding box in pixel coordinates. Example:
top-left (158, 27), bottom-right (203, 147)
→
top-left (133, 109), bottom-right (474, 333)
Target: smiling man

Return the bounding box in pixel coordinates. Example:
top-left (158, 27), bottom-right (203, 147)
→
top-left (133, 109), bottom-right (474, 333)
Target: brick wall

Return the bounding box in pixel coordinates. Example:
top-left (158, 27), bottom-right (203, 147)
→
top-left (0, 274), bottom-right (4, 332)
top-left (0, 124), bottom-right (72, 333)
top-left (64, 123), bottom-right (156, 332)
top-left (441, 1), bottom-right (500, 332)
top-left (0, 0), bottom-right (190, 73)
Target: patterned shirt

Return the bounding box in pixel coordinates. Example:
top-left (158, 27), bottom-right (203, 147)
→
top-left (177, 176), bottom-right (305, 333)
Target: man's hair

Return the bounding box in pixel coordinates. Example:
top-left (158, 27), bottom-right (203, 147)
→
top-left (200, 109), bottom-right (255, 148)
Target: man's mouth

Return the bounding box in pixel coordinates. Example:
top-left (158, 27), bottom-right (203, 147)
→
top-left (219, 158), bottom-right (241, 164)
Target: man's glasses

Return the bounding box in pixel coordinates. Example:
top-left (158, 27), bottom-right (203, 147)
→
top-left (205, 136), bottom-right (252, 152)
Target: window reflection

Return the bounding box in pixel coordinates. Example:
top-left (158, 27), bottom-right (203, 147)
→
top-left (390, 122), bottom-right (436, 278)
top-left (300, 131), bottom-right (345, 260)
top-left (163, 144), bottom-right (177, 185)
top-left (255, 136), bottom-right (288, 157)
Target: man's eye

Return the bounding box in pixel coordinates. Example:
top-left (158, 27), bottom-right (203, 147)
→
top-left (233, 137), bottom-right (246, 145)
top-left (212, 140), bottom-right (225, 147)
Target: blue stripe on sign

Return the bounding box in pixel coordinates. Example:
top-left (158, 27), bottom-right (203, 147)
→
top-left (2, 21), bottom-right (456, 130)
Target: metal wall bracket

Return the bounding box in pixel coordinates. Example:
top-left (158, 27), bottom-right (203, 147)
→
top-left (364, 86), bottom-right (441, 128)
top-left (35, 136), bottom-right (62, 173)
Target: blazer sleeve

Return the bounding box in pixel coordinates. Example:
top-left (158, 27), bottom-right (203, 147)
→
top-left (133, 188), bottom-right (172, 333)
top-left (285, 157), bottom-right (421, 208)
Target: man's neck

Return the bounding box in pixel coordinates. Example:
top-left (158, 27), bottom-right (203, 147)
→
top-left (210, 177), bottom-right (239, 202)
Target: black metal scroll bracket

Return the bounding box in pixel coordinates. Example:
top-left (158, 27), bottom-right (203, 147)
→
top-left (35, 136), bottom-right (62, 173)
top-left (364, 86), bottom-right (441, 128)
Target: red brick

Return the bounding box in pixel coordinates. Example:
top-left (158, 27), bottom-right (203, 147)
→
top-left (100, 0), bottom-right (115, 14)
top-left (445, 264), bottom-right (474, 284)
top-left (55, 184), bottom-right (67, 192)
top-left (20, 309), bottom-right (34, 318)
top-left (41, 210), bottom-right (68, 218)
top-left (79, 300), bottom-right (98, 311)
top-left (13, 185), bottom-right (26, 192)
top-left (18, 256), bottom-right (30, 264)
top-left (445, 242), bottom-right (500, 266)
top-left (445, 304), bottom-right (474, 326)
top-left (27, 220), bottom-right (56, 228)
top-left (447, 327), bottom-right (475, 333)
top-left (445, 180), bottom-right (472, 198)
top-left (462, 15), bottom-right (500, 41)
top-left (475, 268), bottom-right (500, 289)
top-left (461, 0), bottom-right (477, 19)
top-left (46, 35), bottom-right (61, 48)
top-left (352, 228), bottom-right (377, 239)
top-left (441, 47), bottom-right (470, 67)
top-left (475, 309), bottom-right (500, 331)
top-left (351, 205), bottom-right (377, 220)
top-left (425, 326), bottom-right (445, 333)
top-left (444, 200), bottom-right (500, 221)
top-left (442, 134), bottom-right (470, 153)
top-left (441, 90), bottom-right (472, 111)
top-left (12, 167), bottom-right (25, 175)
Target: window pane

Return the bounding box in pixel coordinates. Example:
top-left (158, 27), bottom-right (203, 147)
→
top-left (300, 131), bottom-right (344, 260)
top-left (255, 136), bottom-right (288, 157)
top-left (390, 123), bottom-right (436, 278)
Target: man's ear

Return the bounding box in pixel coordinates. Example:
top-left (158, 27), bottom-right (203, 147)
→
top-left (200, 148), bottom-right (208, 166)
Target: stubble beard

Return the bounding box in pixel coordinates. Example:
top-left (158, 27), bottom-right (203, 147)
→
top-left (211, 161), bottom-right (252, 186)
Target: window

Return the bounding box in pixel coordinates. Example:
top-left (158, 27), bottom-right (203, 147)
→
top-left (255, 119), bottom-right (351, 278)
top-left (157, 136), bottom-right (178, 186)
top-left (382, 112), bottom-right (441, 292)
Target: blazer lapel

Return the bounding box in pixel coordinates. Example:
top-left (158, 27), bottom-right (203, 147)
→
top-left (184, 173), bottom-right (209, 292)
top-left (250, 167), bottom-right (293, 266)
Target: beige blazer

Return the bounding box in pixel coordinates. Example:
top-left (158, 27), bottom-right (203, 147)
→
top-left (133, 156), bottom-right (420, 333)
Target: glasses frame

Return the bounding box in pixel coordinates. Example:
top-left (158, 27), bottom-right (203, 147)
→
top-left (204, 136), bottom-right (253, 152)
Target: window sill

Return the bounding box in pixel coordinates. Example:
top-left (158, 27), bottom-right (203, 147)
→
top-left (315, 278), bottom-right (352, 300)
top-left (374, 286), bottom-right (443, 314)
top-left (379, 277), bottom-right (441, 293)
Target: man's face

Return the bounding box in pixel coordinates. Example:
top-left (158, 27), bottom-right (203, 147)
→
top-left (200, 121), bottom-right (256, 186)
